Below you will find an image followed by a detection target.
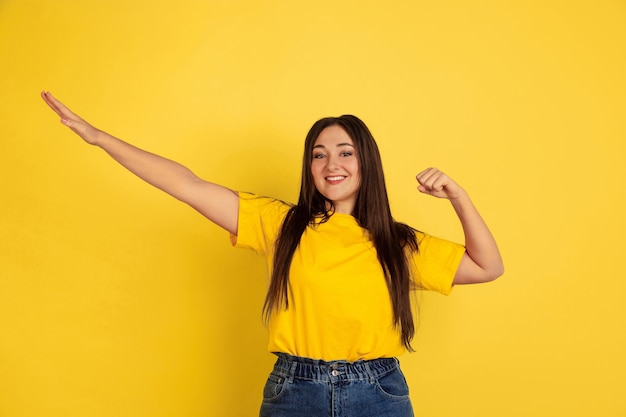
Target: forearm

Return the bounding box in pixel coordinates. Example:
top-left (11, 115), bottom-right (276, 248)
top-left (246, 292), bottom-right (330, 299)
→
top-left (90, 130), bottom-right (239, 233)
top-left (41, 91), bottom-right (239, 232)
top-left (450, 191), bottom-right (504, 282)
top-left (92, 130), bottom-right (201, 202)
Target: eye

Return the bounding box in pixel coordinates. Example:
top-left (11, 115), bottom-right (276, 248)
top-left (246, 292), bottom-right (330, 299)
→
top-left (340, 151), bottom-right (353, 157)
top-left (313, 153), bottom-right (326, 159)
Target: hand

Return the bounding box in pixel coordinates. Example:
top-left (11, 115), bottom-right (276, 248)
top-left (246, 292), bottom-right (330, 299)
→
top-left (417, 167), bottom-right (504, 283)
top-left (41, 91), bottom-right (101, 145)
top-left (416, 168), bottom-right (466, 200)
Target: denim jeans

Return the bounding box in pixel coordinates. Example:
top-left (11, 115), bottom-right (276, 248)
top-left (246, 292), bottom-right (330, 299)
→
top-left (260, 353), bottom-right (414, 417)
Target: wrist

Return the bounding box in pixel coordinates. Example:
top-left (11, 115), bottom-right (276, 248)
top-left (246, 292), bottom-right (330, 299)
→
top-left (87, 128), bottom-right (106, 147)
top-left (449, 189), bottom-right (471, 210)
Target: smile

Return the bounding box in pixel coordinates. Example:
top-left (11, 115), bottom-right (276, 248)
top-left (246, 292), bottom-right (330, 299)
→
top-left (326, 176), bottom-right (346, 182)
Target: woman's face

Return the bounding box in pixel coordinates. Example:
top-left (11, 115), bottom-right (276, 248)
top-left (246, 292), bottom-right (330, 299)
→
top-left (310, 125), bottom-right (361, 214)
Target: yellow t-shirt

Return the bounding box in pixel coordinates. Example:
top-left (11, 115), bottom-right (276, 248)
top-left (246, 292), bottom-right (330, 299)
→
top-left (231, 192), bottom-right (465, 361)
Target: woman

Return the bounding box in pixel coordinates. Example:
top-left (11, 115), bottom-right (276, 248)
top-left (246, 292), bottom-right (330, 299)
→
top-left (41, 91), bottom-right (503, 417)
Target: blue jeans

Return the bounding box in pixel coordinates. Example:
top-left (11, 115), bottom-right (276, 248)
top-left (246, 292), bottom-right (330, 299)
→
top-left (260, 353), bottom-right (414, 417)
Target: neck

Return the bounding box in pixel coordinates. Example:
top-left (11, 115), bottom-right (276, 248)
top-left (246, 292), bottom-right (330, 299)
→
top-left (325, 201), bottom-right (354, 215)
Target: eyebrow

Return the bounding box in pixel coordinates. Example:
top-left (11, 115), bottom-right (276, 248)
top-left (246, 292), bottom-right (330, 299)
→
top-left (313, 143), bottom-right (355, 149)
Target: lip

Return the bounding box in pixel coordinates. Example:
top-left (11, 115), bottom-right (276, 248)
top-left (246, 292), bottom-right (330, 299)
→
top-left (325, 175), bottom-right (347, 184)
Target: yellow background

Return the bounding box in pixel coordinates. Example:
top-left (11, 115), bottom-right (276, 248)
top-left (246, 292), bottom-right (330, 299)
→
top-left (1, 1), bottom-right (625, 416)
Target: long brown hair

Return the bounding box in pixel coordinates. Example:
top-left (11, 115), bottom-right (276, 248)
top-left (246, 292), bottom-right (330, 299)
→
top-left (263, 115), bottom-right (419, 350)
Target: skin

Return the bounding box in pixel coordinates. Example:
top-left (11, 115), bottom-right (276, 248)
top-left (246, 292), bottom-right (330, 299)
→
top-left (416, 167), bottom-right (504, 284)
top-left (311, 125), bottom-right (361, 215)
top-left (41, 91), bottom-right (503, 284)
top-left (41, 91), bottom-right (240, 235)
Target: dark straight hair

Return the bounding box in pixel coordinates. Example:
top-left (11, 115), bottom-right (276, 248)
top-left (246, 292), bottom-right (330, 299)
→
top-left (263, 115), bottom-right (419, 350)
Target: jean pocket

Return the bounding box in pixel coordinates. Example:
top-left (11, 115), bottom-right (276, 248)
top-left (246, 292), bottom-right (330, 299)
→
top-left (262, 372), bottom-right (287, 402)
top-left (375, 368), bottom-right (410, 399)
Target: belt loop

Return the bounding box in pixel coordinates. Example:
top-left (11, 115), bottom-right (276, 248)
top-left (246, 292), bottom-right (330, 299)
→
top-left (287, 359), bottom-right (297, 383)
top-left (364, 361), bottom-right (376, 383)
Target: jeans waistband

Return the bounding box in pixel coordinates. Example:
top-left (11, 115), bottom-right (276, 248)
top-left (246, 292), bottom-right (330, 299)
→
top-left (272, 353), bottom-right (400, 383)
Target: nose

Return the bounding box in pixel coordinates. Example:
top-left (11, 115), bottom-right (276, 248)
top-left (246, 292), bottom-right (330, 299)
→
top-left (327, 154), bottom-right (340, 170)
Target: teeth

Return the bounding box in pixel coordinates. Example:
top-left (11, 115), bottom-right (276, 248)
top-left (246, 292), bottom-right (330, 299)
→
top-left (326, 176), bottom-right (346, 181)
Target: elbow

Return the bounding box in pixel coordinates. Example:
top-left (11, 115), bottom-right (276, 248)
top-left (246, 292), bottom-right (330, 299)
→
top-left (475, 261), bottom-right (504, 284)
top-left (455, 253), bottom-right (504, 285)
top-left (485, 262), bottom-right (505, 282)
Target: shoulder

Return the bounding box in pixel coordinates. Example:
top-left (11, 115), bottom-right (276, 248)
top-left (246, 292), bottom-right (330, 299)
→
top-left (238, 191), bottom-right (293, 220)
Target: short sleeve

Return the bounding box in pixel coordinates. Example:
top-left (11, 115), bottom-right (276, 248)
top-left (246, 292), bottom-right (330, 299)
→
top-left (229, 192), bottom-right (291, 257)
top-left (412, 231), bottom-right (465, 295)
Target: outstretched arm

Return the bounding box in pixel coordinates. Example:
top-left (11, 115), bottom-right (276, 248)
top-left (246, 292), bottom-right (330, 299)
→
top-left (416, 167), bottom-right (504, 284)
top-left (41, 91), bottom-right (239, 234)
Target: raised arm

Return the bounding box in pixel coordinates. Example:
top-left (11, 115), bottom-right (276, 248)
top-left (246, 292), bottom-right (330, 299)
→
top-left (416, 167), bottom-right (504, 284)
top-left (41, 91), bottom-right (239, 234)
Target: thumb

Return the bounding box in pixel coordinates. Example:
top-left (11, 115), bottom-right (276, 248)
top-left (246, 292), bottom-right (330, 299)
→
top-left (417, 184), bottom-right (432, 195)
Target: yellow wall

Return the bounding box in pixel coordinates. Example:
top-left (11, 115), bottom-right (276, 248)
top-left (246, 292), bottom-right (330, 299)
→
top-left (1, 1), bottom-right (625, 416)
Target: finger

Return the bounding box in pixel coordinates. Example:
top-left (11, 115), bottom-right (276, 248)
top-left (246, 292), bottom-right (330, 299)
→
top-left (42, 91), bottom-right (82, 126)
top-left (417, 169), bottom-right (442, 190)
top-left (416, 167), bottom-right (434, 181)
top-left (41, 91), bottom-right (63, 115)
top-left (44, 91), bottom-right (73, 115)
top-left (431, 173), bottom-right (449, 192)
top-left (416, 167), bottom-right (437, 186)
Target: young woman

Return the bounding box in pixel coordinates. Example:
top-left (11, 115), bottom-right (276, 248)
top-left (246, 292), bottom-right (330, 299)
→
top-left (41, 91), bottom-right (503, 417)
